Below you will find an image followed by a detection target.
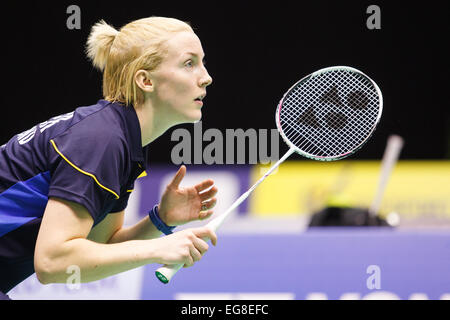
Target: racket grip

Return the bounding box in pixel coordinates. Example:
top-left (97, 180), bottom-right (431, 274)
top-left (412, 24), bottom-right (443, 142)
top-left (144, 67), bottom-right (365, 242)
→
top-left (155, 263), bottom-right (184, 284)
top-left (155, 236), bottom-right (211, 284)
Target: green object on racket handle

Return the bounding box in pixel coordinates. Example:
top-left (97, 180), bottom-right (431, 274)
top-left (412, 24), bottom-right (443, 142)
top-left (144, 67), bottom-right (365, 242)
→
top-left (155, 264), bottom-right (183, 284)
top-left (155, 149), bottom-right (295, 284)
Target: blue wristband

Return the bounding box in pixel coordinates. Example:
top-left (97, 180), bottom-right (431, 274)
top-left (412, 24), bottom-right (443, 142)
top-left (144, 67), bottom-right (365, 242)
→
top-left (148, 204), bottom-right (176, 235)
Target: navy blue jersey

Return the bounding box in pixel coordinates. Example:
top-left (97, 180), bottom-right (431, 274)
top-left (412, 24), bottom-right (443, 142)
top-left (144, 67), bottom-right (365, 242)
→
top-left (0, 99), bottom-right (148, 293)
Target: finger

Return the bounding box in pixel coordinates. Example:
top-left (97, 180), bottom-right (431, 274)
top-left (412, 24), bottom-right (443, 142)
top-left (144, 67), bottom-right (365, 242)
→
top-left (199, 209), bottom-right (214, 221)
top-left (190, 246), bottom-right (203, 262)
top-left (194, 179), bottom-right (214, 193)
top-left (191, 236), bottom-right (209, 255)
top-left (201, 198), bottom-right (217, 211)
top-left (168, 165), bottom-right (186, 188)
top-left (194, 227), bottom-right (218, 247)
top-left (183, 255), bottom-right (194, 268)
top-left (199, 186), bottom-right (218, 202)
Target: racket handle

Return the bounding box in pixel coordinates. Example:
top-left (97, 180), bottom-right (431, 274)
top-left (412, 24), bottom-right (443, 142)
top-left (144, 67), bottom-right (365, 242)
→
top-left (155, 236), bottom-right (211, 284)
top-left (155, 263), bottom-right (184, 284)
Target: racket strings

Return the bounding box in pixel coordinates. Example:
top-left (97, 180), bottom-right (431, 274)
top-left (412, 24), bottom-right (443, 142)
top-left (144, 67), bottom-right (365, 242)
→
top-left (279, 69), bottom-right (380, 159)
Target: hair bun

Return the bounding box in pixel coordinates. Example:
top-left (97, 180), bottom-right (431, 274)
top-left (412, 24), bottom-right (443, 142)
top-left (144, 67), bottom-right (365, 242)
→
top-left (86, 20), bottom-right (119, 71)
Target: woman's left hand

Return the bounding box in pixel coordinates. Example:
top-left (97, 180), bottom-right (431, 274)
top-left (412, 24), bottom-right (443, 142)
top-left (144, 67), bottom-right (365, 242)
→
top-left (158, 165), bottom-right (218, 226)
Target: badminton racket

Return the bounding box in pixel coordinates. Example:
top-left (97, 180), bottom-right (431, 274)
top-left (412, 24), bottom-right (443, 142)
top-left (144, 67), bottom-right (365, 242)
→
top-left (155, 65), bottom-right (383, 283)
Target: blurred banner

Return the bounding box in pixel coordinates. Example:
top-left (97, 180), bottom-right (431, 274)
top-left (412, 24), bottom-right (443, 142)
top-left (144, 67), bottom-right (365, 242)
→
top-left (251, 161), bottom-right (450, 222)
top-left (141, 229), bottom-right (450, 300)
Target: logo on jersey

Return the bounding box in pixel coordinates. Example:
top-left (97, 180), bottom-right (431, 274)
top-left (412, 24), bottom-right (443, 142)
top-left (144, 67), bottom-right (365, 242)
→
top-left (17, 112), bottom-right (74, 145)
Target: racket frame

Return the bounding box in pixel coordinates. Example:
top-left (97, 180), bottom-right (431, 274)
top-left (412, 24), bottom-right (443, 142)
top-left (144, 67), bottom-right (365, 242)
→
top-left (276, 66), bottom-right (383, 161)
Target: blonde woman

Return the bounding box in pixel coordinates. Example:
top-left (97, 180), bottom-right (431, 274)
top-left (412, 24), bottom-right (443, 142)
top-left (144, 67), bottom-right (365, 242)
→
top-left (0, 17), bottom-right (217, 299)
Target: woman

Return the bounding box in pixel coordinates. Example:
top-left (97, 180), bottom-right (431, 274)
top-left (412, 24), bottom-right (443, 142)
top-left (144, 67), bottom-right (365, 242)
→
top-left (0, 16), bottom-right (217, 299)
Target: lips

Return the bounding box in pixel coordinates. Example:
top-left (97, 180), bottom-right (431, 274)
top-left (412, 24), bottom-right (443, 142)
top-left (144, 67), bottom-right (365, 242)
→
top-left (194, 93), bottom-right (206, 101)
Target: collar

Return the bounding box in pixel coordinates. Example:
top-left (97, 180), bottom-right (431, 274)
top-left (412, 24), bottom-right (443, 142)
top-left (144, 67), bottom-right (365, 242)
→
top-left (97, 99), bottom-right (148, 166)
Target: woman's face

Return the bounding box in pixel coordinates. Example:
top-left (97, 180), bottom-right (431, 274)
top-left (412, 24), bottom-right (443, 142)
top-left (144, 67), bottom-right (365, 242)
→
top-left (151, 31), bottom-right (213, 123)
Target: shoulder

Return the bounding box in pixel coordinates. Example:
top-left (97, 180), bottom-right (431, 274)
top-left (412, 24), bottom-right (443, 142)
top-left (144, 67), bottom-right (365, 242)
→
top-left (49, 104), bottom-right (131, 174)
top-left (66, 102), bottom-right (126, 146)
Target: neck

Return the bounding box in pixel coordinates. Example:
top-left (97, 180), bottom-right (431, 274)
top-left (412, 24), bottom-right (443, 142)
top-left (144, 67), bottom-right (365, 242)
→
top-left (134, 99), bottom-right (174, 147)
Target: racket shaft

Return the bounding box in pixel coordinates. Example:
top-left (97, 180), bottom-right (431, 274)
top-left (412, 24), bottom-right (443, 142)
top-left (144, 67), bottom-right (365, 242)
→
top-left (155, 147), bottom-right (296, 283)
top-left (369, 135), bottom-right (404, 216)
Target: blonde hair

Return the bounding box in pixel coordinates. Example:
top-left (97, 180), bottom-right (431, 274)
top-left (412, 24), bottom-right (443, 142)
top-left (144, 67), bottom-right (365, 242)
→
top-left (86, 17), bottom-right (193, 106)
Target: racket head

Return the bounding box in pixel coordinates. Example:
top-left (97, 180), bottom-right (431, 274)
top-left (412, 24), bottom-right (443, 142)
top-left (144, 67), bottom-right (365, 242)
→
top-left (276, 66), bottom-right (383, 161)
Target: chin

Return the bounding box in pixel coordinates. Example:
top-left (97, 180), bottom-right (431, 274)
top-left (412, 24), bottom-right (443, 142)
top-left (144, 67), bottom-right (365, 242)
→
top-left (186, 110), bottom-right (202, 123)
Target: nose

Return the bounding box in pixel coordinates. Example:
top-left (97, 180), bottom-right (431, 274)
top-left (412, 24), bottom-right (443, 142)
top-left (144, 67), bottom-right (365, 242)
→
top-left (199, 68), bottom-right (213, 88)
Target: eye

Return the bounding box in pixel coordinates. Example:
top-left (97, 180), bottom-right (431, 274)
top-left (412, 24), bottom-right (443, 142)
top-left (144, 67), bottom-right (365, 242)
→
top-left (184, 59), bottom-right (194, 68)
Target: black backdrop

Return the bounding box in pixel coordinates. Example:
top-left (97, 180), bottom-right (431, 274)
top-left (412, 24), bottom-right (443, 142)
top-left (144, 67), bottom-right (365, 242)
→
top-left (2, 1), bottom-right (449, 163)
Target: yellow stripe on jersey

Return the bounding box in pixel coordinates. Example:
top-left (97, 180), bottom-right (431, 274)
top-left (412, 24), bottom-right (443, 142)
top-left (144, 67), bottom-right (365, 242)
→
top-left (50, 139), bottom-right (120, 199)
top-left (137, 170), bottom-right (147, 179)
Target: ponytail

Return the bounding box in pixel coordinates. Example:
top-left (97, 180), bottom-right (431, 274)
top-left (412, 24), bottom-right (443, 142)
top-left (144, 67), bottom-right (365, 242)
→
top-left (86, 20), bottom-right (119, 71)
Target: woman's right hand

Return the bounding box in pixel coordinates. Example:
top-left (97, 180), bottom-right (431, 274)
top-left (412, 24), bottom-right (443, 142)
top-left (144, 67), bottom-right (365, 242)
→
top-left (151, 226), bottom-right (217, 267)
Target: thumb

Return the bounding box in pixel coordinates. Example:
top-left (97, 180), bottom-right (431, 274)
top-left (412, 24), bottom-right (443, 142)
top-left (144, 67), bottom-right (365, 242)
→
top-left (168, 165), bottom-right (186, 188)
top-left (193, 226), bottom-right (218, 246)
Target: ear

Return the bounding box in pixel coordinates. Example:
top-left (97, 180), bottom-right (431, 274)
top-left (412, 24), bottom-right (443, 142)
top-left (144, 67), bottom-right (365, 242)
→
top-left (135, 70), bottom-right (154, 93)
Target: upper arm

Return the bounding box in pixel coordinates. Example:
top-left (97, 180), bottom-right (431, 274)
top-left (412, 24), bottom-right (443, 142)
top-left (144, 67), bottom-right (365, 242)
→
top-left (48, 127), bottom-right (128, 224)
top-left (87, 210), bottom-right (124, 244)
top-left (35, 197), bottom-right (94, 266)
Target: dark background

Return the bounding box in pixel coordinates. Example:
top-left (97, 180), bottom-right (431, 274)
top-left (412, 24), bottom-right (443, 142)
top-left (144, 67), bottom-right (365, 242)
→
top-left (1, 1), bottom-right (449, 163)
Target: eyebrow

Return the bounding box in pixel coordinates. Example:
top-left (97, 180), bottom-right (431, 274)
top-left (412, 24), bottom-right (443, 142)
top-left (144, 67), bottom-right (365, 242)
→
top-left (184, 52), bottom-right (206, 62)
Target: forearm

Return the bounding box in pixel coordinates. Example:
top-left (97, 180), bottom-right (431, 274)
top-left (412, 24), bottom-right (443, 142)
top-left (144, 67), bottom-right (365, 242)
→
top-left (108, 215), bottom-right (163, 243)
top-left (37, 237), bottom-right (158, 284)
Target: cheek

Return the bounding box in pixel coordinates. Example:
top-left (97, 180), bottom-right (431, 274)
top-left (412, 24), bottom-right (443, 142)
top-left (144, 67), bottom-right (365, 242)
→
top-left (159, 76), bottom-right (191, 102)
top-left (173, 77), bottom-right (193, 97)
